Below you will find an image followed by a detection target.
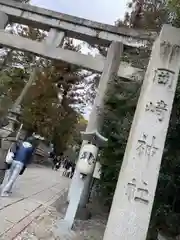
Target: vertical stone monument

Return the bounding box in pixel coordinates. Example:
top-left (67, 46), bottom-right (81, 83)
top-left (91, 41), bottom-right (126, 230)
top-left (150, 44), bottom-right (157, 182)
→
top-left (103, 25), bottom-right (180, 240)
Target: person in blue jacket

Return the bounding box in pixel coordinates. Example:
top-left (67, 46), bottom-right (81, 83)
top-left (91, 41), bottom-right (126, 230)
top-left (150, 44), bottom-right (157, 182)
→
top-left (1, 136), bottom-right (35, 197)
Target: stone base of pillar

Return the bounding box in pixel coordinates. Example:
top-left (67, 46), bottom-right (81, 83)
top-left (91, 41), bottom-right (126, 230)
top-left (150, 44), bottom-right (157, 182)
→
top-left (75, 206), bottom-right (92, 220)
top-left (65, 201), bottom-right (92, 220)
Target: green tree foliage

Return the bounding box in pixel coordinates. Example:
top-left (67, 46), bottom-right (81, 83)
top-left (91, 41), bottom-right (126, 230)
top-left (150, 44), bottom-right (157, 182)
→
top-left (169, 0), bottom-right (180, 27)
top-left (21, 37), bottom-right (89, 153)
top-left (0, 26), bottom-right (44, 115)
top-left (68, 116), bottom-right (88, 148)
top-left (0, 67), bottom-right (29, 116)
top-left (100, 79), bottom-right (140, 205)
top-left (0, 18), bottom-right (92, 154)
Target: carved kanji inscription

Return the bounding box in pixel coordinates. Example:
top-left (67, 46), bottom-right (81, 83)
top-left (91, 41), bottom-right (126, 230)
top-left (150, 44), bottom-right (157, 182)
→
top-left (145, 100), bottom-right (168, 122)
top-left (126, 179), bottom-right (149, 205)
top-left (136, 134), bottom-right (159, 158)
top-left (153, 68), bottom-right (175, 89)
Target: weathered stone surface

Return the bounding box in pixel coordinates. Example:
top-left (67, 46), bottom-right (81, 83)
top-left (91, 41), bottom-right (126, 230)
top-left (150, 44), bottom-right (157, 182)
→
top-left (0, 219), bottom-right (13, 235)
top-left (0, 11), bottom-right (8, 29)
top-left (0, 166), bottom-right (70, 238)
top-left (75, 206), bottom-right (91, 220)
top-left (13, 181), bottom-right (107, 240)
top-left (0, 30), bottom-right (143, 81)
top-left (104, 24), bottom-right (180, 240)
top-left (15, 206), bottom-right (106, 240)
top-left (33, 223), bottom-right (53, 239)
top-left (77, 42), bottom-right (123, 213)
top-left (0, 0), bottom-right (157, 47)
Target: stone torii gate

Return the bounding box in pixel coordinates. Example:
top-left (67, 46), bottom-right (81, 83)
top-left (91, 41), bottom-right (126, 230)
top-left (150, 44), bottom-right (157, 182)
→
top-left (0, 1), bottom-right (180, 239)
top-left (0, 0), bottom-right (149, 214)
top-left (0, 1), bottom-right (150, 219)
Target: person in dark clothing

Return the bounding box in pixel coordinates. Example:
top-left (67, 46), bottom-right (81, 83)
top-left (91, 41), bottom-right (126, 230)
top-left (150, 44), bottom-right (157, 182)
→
top-left (49, 151), bottom-right (57, 169)
top-left (49, 151), bottom-right (55, 159)
top-left (1, 136), bottom-right (35, 197)
top-left (52, 156), bottom-right (58, 169)
top-left (70, 162), bottom-right (76, 178)
top-left (54, 161), bottom-right (60, 171)
top-left (63, 160), bottom-right (74, 178)
top-left (55, 155), bottom-right (62, 170)
top-left (51, 153), bottom-right (63, 170)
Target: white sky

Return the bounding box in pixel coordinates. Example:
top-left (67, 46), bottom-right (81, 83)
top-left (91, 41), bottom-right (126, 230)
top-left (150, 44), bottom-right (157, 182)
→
top-left (30, 0), bottom-right (129, 119)
top-left (31, 0), bottom-right (128, 25)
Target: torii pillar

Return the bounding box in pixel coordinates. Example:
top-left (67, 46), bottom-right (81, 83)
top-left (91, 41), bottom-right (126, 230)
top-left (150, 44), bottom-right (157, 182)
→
top-left (0, 11), bottom-right (8, 29)
top-left (68, 42), bottom-right (123, 210)
top-left (103, 25), bottom-right (180, 240)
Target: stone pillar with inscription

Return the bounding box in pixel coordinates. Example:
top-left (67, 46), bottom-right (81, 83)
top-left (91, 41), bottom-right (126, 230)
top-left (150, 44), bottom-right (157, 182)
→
top-left (103, 24), bottom-right (180, 240)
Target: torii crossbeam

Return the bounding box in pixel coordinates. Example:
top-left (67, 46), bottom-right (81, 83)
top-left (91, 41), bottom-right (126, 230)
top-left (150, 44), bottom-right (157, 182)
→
top-left (0, 0), bottom-right (157, 47)
top-left (0, 0), bottom-right (157, 82)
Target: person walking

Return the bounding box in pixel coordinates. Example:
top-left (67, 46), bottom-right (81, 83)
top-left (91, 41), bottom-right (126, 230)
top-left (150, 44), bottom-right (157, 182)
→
top-left (0, 141), bottom-right (19, 191)
top-left (49, 151), bottom-right (57, 170)
top-left (1, 136), bottom-right (35, 197)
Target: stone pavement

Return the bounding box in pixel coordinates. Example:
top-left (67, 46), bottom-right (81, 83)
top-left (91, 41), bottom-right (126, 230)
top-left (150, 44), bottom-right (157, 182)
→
top-left (13, 181), bottom-right (107, 240)
top-left (14, 205), bottom-right (106, 240)
top-left (0, 165), bottom-right (70, 239)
